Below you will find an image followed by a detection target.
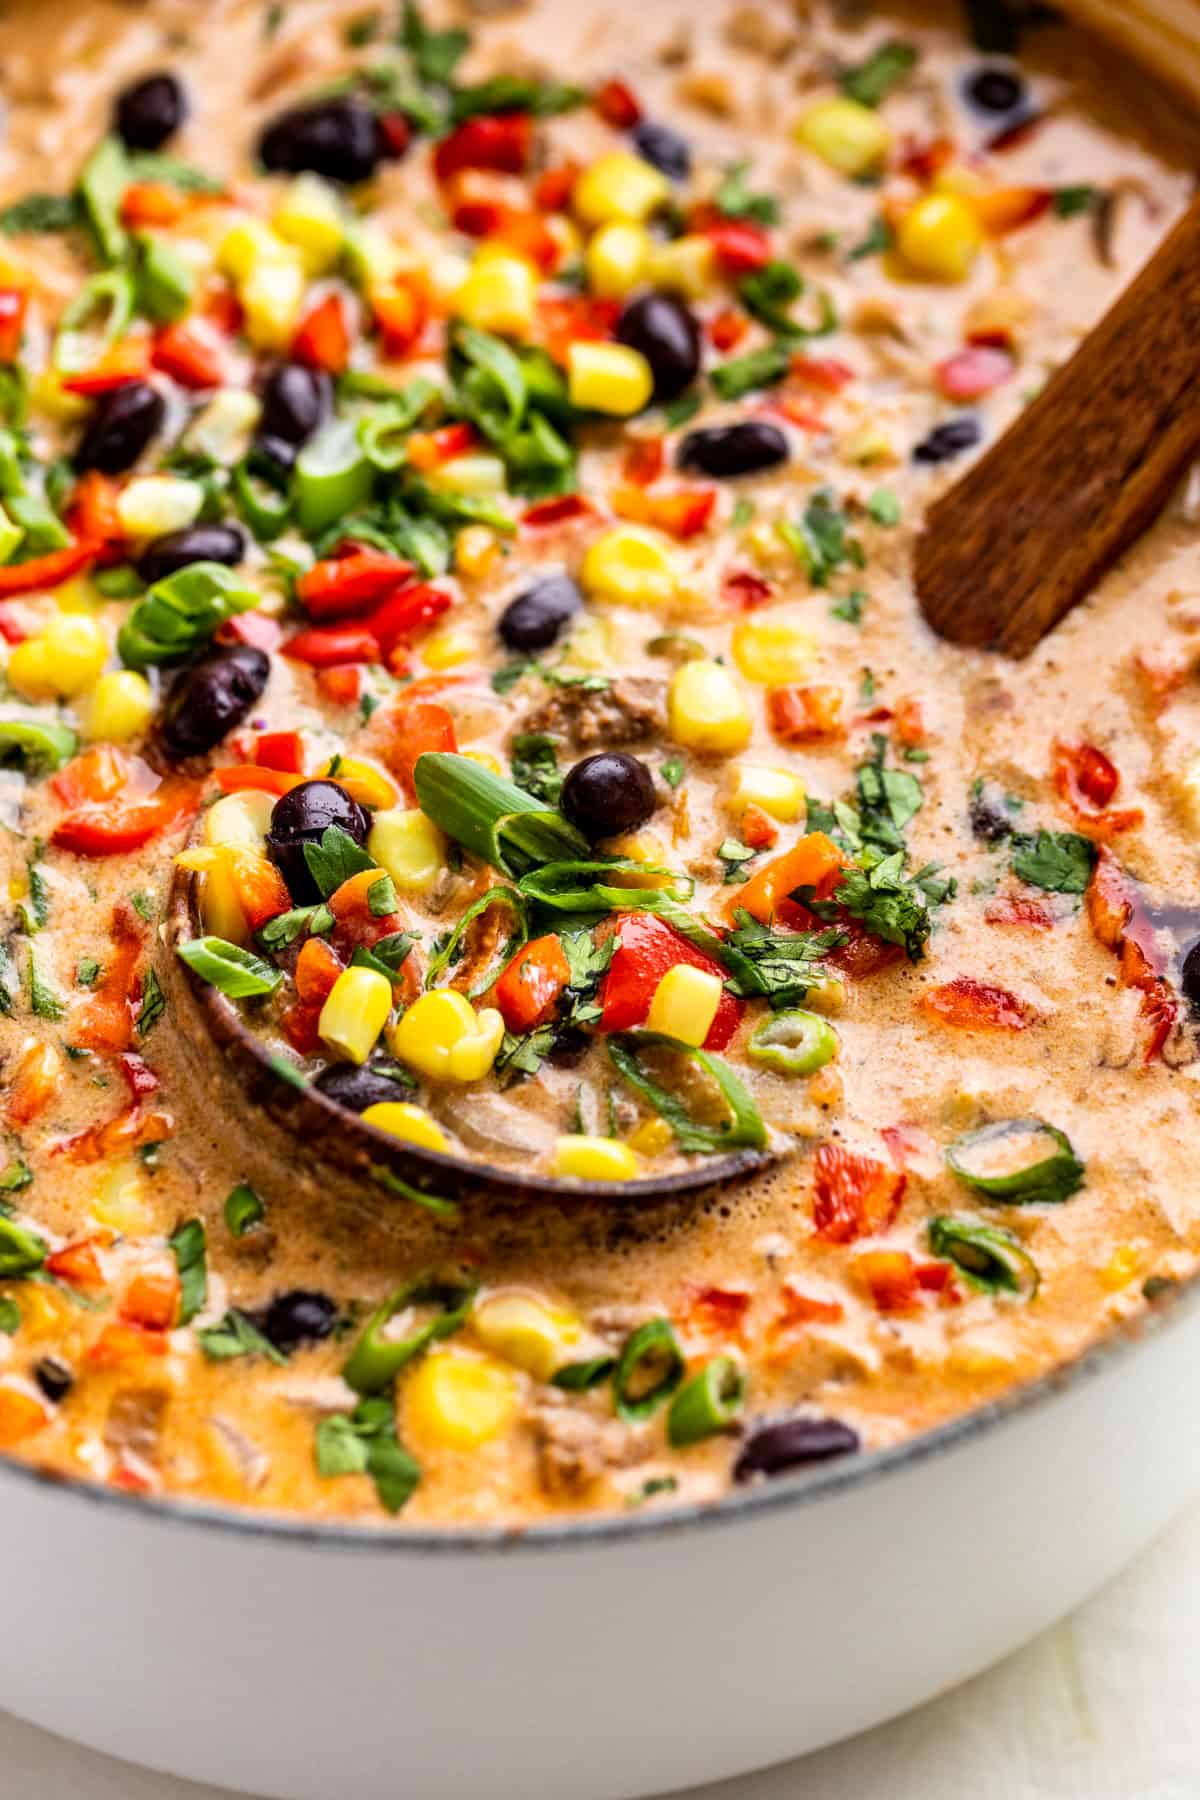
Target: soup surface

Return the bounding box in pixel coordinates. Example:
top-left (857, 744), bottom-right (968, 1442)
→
top-left (0, 0), bottom-right (1197, 1526)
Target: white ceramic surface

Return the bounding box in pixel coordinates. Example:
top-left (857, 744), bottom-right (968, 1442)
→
top-left (2, 1284), bottom-right (1198, 1800)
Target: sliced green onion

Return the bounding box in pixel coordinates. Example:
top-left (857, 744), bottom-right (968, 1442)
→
top-left (77, 136), bottom-right (129, 267)
top-left (92, 564), bottom-right (144, 599)
top-left (413, 751), bottom-right (587, 878)
top-left (343, 1269), bottom-right (478, 1395)
top-left (232, 456), bottom-right (292, 541)
top-left (613, 1318), bottom-right (684, 1422)
top-left (7, 490), bottom-right (71, 553)
top-left (667, 1356), bottom-right (746, 1446)
top-left (370, 1165), bottom-right (460, 1223)
top-left (53, 268), bottom-right (136, 374)
top-left (551, 1354), bottom-right (616, 1391)
top-left (423, 886), bottom-right (528, 997)
top-left (168, 1218), bottom-right (207, 1325)
top-left (293, 418), bottom-right (374, 536)
top-left (518, 860), bottom-right (694, 913)
top-left (117, 561), bottom-right (260, 668)
top-left (134, 231), bottom-right (195, 323)
top-left (0, 717), bottom-right (78, 773)
top-left (357, 380), bottom-right (441, 470)
top-left (0, 1215), bottom-right (47, 1278)
top-left (176, 936), bottom-right (282, 999)
top-left (607, 1031), bottom-right (768, 1156)
top-left (928, 1216), bottom-right (1040, 1299)
top-left (224, 1183), bottom-right (264, 1237)
top-left (748, 1009), bottom-right (839, 1077)
top-left (945, 1118), bottom-right (1084, 1206)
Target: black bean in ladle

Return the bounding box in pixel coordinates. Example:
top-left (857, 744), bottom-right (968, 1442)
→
top-left (616, 293), bottom-right (702, 404)
top-left (266, 779), bottom-right (371, 904)
top-left (256, 1290), bottom-right (338, 1355)
top-left (315, 1063), bottom-right (416, 1114)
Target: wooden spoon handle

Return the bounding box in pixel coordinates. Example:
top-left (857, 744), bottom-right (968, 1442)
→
top-left (915, 196), bottom-right (1200, 658)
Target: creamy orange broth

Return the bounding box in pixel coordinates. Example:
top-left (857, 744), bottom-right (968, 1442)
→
top-left (0, 0), bottom-right (1197, 1524)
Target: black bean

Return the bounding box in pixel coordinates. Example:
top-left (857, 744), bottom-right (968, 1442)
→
top-left (115, 71), bottom-right (187, 151)
top-left (964, 65), bottom-right (1027, 115)
top-left (136, 523), bottom-right (247, 586)
top-left (498, 574), bottom-right (582, 653)
top-left (631, 119), bottom-right (691, 182)
top-left (315, 1063), bottom-right (414, 1113)
top-left (733, 1414), bottom-right (860, 1483)
top-left (259, 362), bottom-right (331, 449)
top-left (677, 420), bottom-right (789, 478)
top-left (561, 752), bottom-right (657, 841)
top-left (913, 417), bottom-right (982, 464)
top-left (968, 780), bottom-right (1014, 844)
top-left (259, 98), bottom-right (384, 185)
top-left (266, 779), bottom-right (370, 904)
top-left (616, 292), bottom-right (702, 404)
top-left (1181, 940), bottom-right (1200, 1019)
top-left (158, 645), bottom-right (270, 760)
top-left (75, 382), bottom-right (165, 474)
top-left (256, 1290), bottom-right (338, 1355)
top-left (545, 1028), bottom-right (590, 1068)
top-left (33, 1357), bottom-right (74, 1403)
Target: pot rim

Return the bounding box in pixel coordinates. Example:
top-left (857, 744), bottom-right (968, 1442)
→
top-left (1, 1247), bottom-right (1194, 1558)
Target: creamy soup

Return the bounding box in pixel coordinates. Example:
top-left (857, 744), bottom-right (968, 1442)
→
top-left (0, 0), bottom-right (1197, 1526)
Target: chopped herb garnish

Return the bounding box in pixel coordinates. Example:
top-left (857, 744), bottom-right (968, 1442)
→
top-left (136, 967), bottom-right (166, 1036)
top-left (847, 216), bottom-right (893, 261)
top-left (711, 342), bottom-right (791, 401)
top-left (839, 39), bottom-right (918, 107)
top-left (867, 487), bottom-right (901, 526)
top-left (168, 1218), bottom-right (207, 1325)
top-left (1054, 184), bottom-right (1096, 218)
top-left (367, 873), bottom-right (398, 917)
top-left (660, 756), bottom-right (685, 790)
top-left (130, 890), bottom-right (155, 921)
top-left (0, 1297), bottom-right (19, 1334)
top-left (197, 1309), bottom-right (287, 1365)
top-left (0, 193), bottom-right (81, 236)
top-left (28, 948), bottom-right (64, 1020)
top-left (663, 392), bottom-right (702, 431)
top-left (0, 1157), bottom-right (33, 1194)
top-left (224, 1183), bottom-right (265, 1237)
top-left (75, 957), bottom-right (101, 988)
top-left (1010, 830), bottom-right (1096, 895)
top-left (510, 732), bottom-right (563, 804)
top-left (713, 160), bottom-right (780, 225)
top-left (303, 824), bottom-right (377, 898)
top-left (831, 588), bottom-right (868, 625)
top-left (315, 1395), bottom-right (420, 1514)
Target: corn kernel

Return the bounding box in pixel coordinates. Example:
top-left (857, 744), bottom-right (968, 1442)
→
top-left (452, 250), bottom-right (538, 337)
top-left (567, 341), bottom-right (653, 416)
top-left (185, 387), bottom-right (262, 463)
top-left (560, 615), bottom-right (612, 670)
top-left (453, 524), bottom-right (500, 579)
top-left (948, 1340), bottom-right (1017, 1379)
top-left (803, 973), bottom-right (847, 1015)
top-left (553, 1135), bottom-right (640, 1182)
top-left (580, 525), bottom-right (679, 610)
top-left (8, 614), bottom-right (107, 700)
top-left (646, 233), bottom-right (718, 299)
top-left (585, 221), bottom-right (651, 299)
top-left (627, 1115), bottom-right (674, 1157)
top-left (462, 749), bottom-right (504, 777)
top-left (91, 1159), bottom-right (153, 1234)
top-left (668, 659), bottom-right (752, 754)
top-left (217, 217), bottom-right (282, 282)
top-left (316, 755), bottom-right (397, 811)
top-left (472, 1291), bottom-right (580, 1380)
top-left (85, 669), bottom-right (154, 744)
top-left (841, 424), bottom-right (896, 467)
top-left (429, 452), bottom-right (508, 498)
top-left (732, 617), bottom-right (818, 685)
top-left (204, 788), bottom-right (275, 852)
top-left (360, 1101), bottom-right (451, 1154)
top-left (573, 152), bottom-right (671, 228)
top-left (602, 831), bottom-right (671, 889)
top-left (896, 193), bottom-right (983, 283)
top-left (0, 502), bottom-right (22, 564)
top-left (727, 764), bottom-right (806, 822)
top-left (272, 173), bottom-right (345, 274)
top-left (405, 1347), bottom-right (519, 1450)
top-left (343, 220), bottom-right (407, 293)
top-left (645, 964), bottom-right (722, 1046)
top-left (319, 966), bottom-right (394, 1065)
top-left (28, 371), bottom-right (88, 423)
top-left (543, 212), bottom-right (583, 269)
top-left (240, 253), bottom-right (307, 350)
top-left (422, 626), bottom-right (476, 671)
top-left (741, 518), bottom-right (793, 573)
top-left (388, 988), bottom-right (504, 1083)
top-left (368, 807), bottom-right (445, 894)
top-left (116, 474), bottom-right (205, 539)
top-left (794, 97), bottom-right (891, 176)
top-left (198, 855), bottom-right (249, 943)
top-left (1100, 1246), bottom-right (1140, 1291)
top-left (21, 1281), bottom-right (75, 1342)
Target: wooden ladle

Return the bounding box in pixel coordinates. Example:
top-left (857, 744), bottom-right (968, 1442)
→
top-left (915, 196), bottom-right (1200, 657)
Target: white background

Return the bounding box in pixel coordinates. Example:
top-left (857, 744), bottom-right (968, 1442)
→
top-left (3, 1497), bottom-right (1198, 1799)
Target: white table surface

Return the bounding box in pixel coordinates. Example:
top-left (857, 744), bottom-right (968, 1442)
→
top-left (5, 1497), bottom-right (1199, 1800)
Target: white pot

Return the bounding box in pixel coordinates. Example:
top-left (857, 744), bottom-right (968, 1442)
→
top-left (3, 1288), bottom-right (1197, 1800)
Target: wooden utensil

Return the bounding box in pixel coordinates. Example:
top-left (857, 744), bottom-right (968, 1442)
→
top-left (1062, 0), bottom-right (1200, 108)
top-left (915, 195), bottom-right (1200, 657)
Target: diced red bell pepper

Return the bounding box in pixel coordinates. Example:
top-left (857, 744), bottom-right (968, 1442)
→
top-left (62, 340), bottom-right (151, 395)
top-left (769, 1287), bottom-right (845, 1346)
top-left (985, 894), bottom-right (1056, 930)
top-left (811, 1143), bottom-right (906, 1245)
top-left (723, 568), bottom-right (773, 609)
top-left (855, 1248), bottom-right (921, 1315)
top-left (55, 1103), bottom-right (174, 1166)
top-left (0, 539), bottom-right (100, 598)
top-left (0, 1385), bottom-right (50, 1446)
top-left (534, 162), bottom-right (580, 213)
top-left (367, 582), bottom-right (453, 656)
top-left (598, 912), bottom-right (743, 1051)
top-left (790, 355), bottom-right (854, 394)
top-left (327, 869), bottom-right (406, 958)
top-left (316, 664), bottom-right (363, 707)
top-left (53, 777), bottom-right (199, 856)
top-left (372, 280), bottom-right (429, 357)
top-left (213, 764), bottom-right (304, 797)
top-left (375, 697), bottom-right (457, 801)
top-left (893, 697), bottom-right (926, 747)
top-left (935, 345), bottom-right (1014, 402)
top-left (493, 934), bottom-right (571, 1032)
top-left (1053, 741), bottom-right (1142, 837)
top-left (279, 1001), bottom-right (323, 1056)
top-left (377, 112), bottom-right (413, 159)
top-left (216, 611), bottom-right (283, 654)
top-left (406, 422), bottom-right (478, 472)
top-left (118, 1050), bottom-right (160, 1100)
top-left (593, 79), bottom-right (642, 129)
top-left (688, 1285), bottom-right (752, 1340)
top-left (971, 185), bottom-right (1052, 235)
top-left (824, 927), bottom-right (904, 981)
top-left (297, 548), bottom-right (416, 618)
top-left (898, 135), bottom-right (955, 183)
top-left (225, 849), bottom-right (292, 930)
top-left (87, 1322), bottom-right (169, 1368)
top-left (74, 900), bottom-right (145, 1054)
top-left (284, 625), bottom-right (381, 667)
top-left (918, 976), bottom-right (1034, 1031)
top-left (47, 1238), bottom-right (108, 1291)
top-left (739, 804), bottom-right (779, 850)
top-left (708, 308), bottom-right (748, 353)
top-left (151, 321), bottom-right (227, 389)
top-left (622, 434), bottom-right (665, 487)
top-left (533, 294), bottom-right (619, 365)
top-left (766, 684), bottom-right (846, 745)
top-left (201, 282), bottom-right (243, 337)
top-left (521, 493), bottom-right (598, 530)
top-left (294, 936), bottom-right (344, 1006)
top-left (433, 113), bottom-right (534, 183)
top-left (66, 471), bottom-right (126, 563)
top-left (53, 744), bottom-right (145, 809)
top-left (121, 1261), bottom-right (181, 1331)
top-left (254, 729), bottom-right (305, 773)
top-left (0, 288), bottom-right (28, 363)
top-left (726, 832), bottom-right (847, 927)
top-left (705, 218), bottom-right (772, 274)
top-left (291, 291), bottom-right (352, 374)
top-left (120, 180), bottom-right (188, 227)
top-left (5, 1040), bottom-right (61, 1127)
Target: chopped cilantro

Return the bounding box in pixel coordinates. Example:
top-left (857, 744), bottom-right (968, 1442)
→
top-left (197, 1309), bottom-right (287, 1365)
top-left (723, 913), bottom-right (847, 1008)
top-left (718, 838), bottom-right (758, 883)
top-left (0, 192), bottom-right (81, 236)
top-left (840, 39), bottom-right (918, 106)
top-left (136, 967), bottom-right (166, 1036)
top-left (130, 890), bottom-right (155, 921)
top-left (27, 949), bottom-right (63, 1021)
top-left (510, 732), bottom-right (563, 804)
top-left (713, 160), bottom-right (780, 225)
top-left (224, 1184), bottom-right (265, 1237)
top-left (0, 1158), bottom-right (33, 1194)
top-left (168, 1218), bottom-right (207, 1325)
top-left (303, 825), bottom-right (376, 898)
top-left (660, 756), bottom-right (685, 790)
top-left (1054, 185), bottom-right (1096, 218)
top-left (867, 487), bottom-right (902, 526)
top-left (847, 216), bottom-right (893, 261)
top-left (367, 873), bottom-right (398, 917)
top-left (780, 489), bottom-right (864, 587)
top-left (0, 1298), bottom-right (18, 1334)
top-left (731, 497), bottom-right (756, 530)
top-left (831, 588), bottom-right (868, 626)
top-left (663, 392), bottom-right (702, 431)
top-left (75, 956), bottom-right (101, 988)
top-left (315, 1395), bottom-right (420, 1514)
top-left (1011, 830), bottom-right (1096, 895)
top-left (856, 733), bottom-right (923, 850)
